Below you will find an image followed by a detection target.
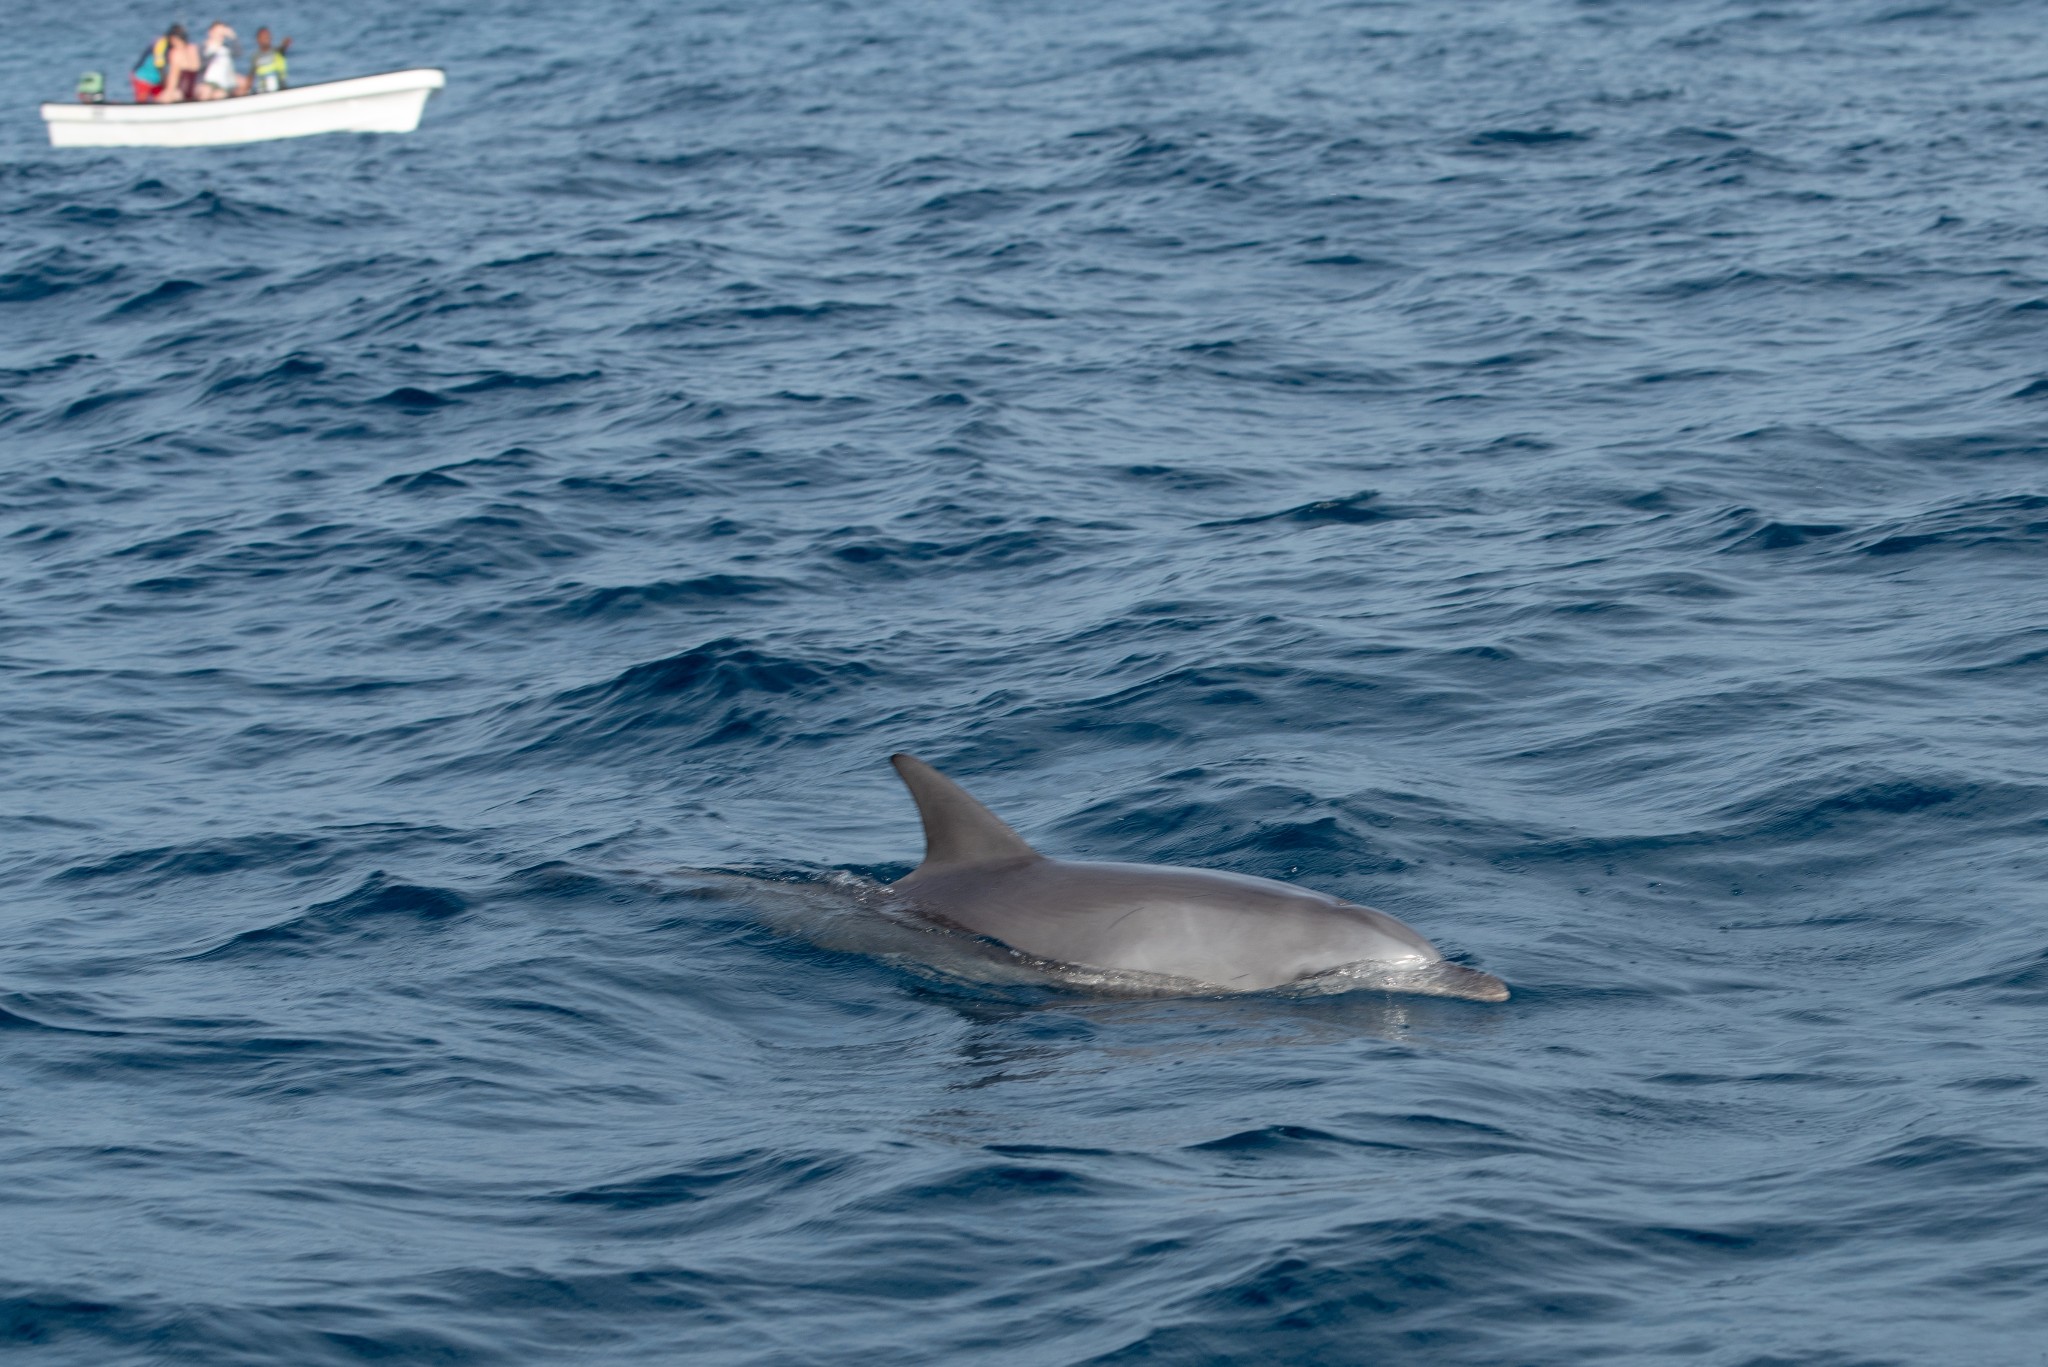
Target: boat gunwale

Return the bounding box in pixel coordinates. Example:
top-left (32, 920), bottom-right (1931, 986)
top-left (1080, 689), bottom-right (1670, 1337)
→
top-left (40, 68), bottom-right (445, 125)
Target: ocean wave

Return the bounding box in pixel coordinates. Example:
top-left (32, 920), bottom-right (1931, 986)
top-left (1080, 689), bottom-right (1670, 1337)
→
top-left (4, 0), bottom-right (2046, 1361)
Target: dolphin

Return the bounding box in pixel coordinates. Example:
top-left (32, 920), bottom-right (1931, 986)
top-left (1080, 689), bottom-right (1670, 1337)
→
top-left (883, 754), bottom-right (1508, 1001)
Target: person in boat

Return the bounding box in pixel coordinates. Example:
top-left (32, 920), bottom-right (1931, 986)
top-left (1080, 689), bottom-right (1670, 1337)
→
top-left (196, 21), bottom-right (249, 100)
top-left (249, 28), bottom-right (291, 93)
top-left (130, 23), bottom-right (185, 103)
top-left (159, 28), bottom-right (202, 102)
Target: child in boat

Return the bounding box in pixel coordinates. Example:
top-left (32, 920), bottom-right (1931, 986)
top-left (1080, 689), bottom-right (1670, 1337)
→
top-left (250, 29), bottom-right (290, 93)
top-left (196, 21), bottom-right (247, 100)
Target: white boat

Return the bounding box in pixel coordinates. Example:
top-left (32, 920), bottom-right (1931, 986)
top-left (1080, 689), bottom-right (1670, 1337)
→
top-left (41, 68), bottom-right (445, 148)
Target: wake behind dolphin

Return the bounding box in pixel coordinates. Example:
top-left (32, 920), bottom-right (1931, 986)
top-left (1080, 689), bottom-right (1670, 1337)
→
top-left (884, 754), bottom-right (1508, 1001)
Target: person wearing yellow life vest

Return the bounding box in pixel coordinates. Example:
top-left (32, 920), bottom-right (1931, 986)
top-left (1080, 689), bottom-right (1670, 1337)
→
top-left (130, 24), bottom-right (186, 103)
top-left (250, 28), bottom-right (290, 94)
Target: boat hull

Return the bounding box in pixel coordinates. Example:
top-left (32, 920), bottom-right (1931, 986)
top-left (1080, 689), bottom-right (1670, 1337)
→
top-left (41, 69), bottom-right (445, 148)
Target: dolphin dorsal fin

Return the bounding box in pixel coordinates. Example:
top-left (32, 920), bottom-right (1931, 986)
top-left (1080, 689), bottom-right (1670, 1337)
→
top-left (891, 753), bottom-right (1041, 870)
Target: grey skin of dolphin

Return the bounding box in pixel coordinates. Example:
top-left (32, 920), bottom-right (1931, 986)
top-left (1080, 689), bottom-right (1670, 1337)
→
top-left (884, 754), bottom-right (1508, 1002)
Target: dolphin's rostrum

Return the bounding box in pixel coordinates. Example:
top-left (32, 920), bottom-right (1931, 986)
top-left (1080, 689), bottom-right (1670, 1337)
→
top-left (885, 754), bottom-right (1508, 1001)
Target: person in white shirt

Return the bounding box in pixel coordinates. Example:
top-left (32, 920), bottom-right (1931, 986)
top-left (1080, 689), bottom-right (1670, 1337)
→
top-left (196, 21), bottom-right (249, 100)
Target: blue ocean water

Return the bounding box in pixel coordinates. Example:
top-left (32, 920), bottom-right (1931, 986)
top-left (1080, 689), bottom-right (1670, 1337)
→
top-left (6, 0), bottom-right (2048, 1361)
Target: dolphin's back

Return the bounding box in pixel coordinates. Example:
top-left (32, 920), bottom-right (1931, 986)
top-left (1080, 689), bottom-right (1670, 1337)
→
top-left (897, 857), bottom-right (1439, 991)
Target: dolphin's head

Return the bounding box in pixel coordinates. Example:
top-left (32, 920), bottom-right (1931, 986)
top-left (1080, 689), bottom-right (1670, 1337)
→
top-left (1411, 960), bottom-right (1510, 1002)
top-left (1299, 958), bottom-right (1510, 1002)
